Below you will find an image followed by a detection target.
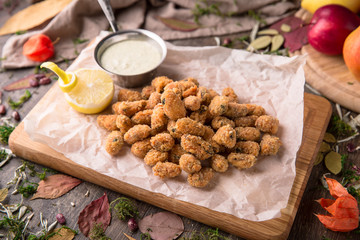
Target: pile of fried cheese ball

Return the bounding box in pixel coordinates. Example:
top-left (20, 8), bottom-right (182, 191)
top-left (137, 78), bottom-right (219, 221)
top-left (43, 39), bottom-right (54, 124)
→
top-left (97, 76), bottom-right (281, 188)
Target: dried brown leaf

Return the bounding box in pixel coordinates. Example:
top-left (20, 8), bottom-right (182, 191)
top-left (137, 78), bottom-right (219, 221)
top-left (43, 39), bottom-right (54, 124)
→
top-left (157, 17), bottom-right (199, 32)
top-left (139, 211), bottom-right (184, 240)
top-left (77, 193), bottom-right (111, 237)
top-left (3, 74), bottom-right (33, 91)
top-left (31, 174), bottom-right (82, 200)
top-left (0, 188), bottom-right (8, 202)
top-left (48, 227), bottom-right (76, 240)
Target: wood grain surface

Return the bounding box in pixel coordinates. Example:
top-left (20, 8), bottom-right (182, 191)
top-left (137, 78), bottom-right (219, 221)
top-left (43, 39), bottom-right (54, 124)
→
top-left (292, 8), bottom-right (360, 113)
top-left (8, 90), bottom-right (332, 240)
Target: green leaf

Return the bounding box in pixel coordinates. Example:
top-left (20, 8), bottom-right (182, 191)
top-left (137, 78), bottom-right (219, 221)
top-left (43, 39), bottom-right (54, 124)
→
top-left (157, 17), bottom-right (199, 32)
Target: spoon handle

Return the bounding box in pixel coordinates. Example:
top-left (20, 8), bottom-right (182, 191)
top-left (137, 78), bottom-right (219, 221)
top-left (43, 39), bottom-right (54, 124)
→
top-left (97, 0), bottom-right (119, 32)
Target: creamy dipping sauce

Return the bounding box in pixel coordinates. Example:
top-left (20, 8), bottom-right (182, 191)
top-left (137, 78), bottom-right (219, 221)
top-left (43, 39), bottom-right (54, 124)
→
top-left (100, 39), bottom-right (162, 75)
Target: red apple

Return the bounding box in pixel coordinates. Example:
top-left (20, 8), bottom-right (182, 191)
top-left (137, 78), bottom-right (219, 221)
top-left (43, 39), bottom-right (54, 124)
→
top-left (307, 4), bottom-right (360, 55)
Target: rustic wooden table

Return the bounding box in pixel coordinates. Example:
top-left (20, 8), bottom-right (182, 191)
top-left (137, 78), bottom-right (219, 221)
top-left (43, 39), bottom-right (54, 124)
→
top-left (1, 1), bottom-right (359, 240)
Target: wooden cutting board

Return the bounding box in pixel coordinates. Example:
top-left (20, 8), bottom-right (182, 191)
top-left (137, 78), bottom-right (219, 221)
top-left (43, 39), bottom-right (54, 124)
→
top-left (8, 88), bottom-right (332, 239)
top-left (291, 9), bottom-right (360, 113)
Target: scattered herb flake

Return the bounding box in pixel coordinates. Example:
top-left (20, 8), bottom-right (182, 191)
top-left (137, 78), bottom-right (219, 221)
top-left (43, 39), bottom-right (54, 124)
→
top-left (247, 10), bottom-right (266, 25)
top-left (8, 90), bottom-right (32, 109)
top-left (0, 124), bottom-right (15, 144)
top-left (15, 30), bottom-right (27, 35)
top-left (192, 0), bottom-right (224, 24)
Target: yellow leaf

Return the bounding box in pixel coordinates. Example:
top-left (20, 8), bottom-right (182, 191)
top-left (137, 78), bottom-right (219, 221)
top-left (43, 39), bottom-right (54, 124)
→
top-left (123, 233), bottom-right (136, 240)
top-left (48, 227), bottom-right (76, 240)
top-left (0, 188), bottom-right (8, 202)
top-left (0, 0), bottom-right (74, 36)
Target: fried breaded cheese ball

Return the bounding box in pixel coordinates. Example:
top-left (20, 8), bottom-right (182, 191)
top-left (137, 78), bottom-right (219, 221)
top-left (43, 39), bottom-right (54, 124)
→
top-left (150, 133), bottom-right (175, 152)
top-left (179, 154), bottom-right (202, 174)
top-left (234, 115), bottom-right (259, 127)
top-left (118, 89), bottom-right (142, 102)
top-left (227, 153), bottom-right (257, 170)
top-left (224, 102), bottom-right (249, 119)
top-left (112, 100), bottom-right (147, 117)
top-left (234, 141), bottom-right (260, 157)
top-left (131, 138), bottom-right (152, 159)
top-left (116, 114), bottom-right (133, 135)
top-left (169, 144), bottom-right (187, 164)
top-left (246, 104), bottom-right (266, 116)
top-left (151, 104), bottom-right (168, 131)
top-left (161, 89), bottom-right (186, 120)
top-left (212, 125), bottom-right (236, 149)
top-left (187, 167), bottom-right (214, 188)
top-left (189, 105), bottom-right (209, 124)
top-left (141, 85), bottom-right (155, 99)
top-left (208, 96), bottom-right (229, 117)
top-left (175, 117), bottom-right (206, 137)
top-left (167, 120), bottom-right (182, 139)
top-left (97, 114), bottom-right (118, 131)
top-left (210, 154), bottom-right (228, 172)
top-left (152, 162), bottom-right (182, 179)
top-left (146, 92), bottom-right (161, 109)
top-left (132, 109), bottom-right (153, 125)
top-left (184, 96), bottom-right (201, 111)
top-left (222, 87), bottom-right (239, 103)
top-left (260, 134), bottom-right (282, 155)
top-left (211, 116), bottom-right (235, 130)
top-left (255, 115), bottom-right (279, 135)
top-left (144, 149), bottom-right (168, 166)
top-left (196, 86), bottom-right (212, 105)
top-left (152, 76), bottom-right (173, 93)
top-left (181, 134), bottom-right (214, 160)
top-left (124, 125), bottom-right (152, 145)
top-left (105, 131), bottom-right (124, 156)
top-left (235, 127), bottom-right (261, 142)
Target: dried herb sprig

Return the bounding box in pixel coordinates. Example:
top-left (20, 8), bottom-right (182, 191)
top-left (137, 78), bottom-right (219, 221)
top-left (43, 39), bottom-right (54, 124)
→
top-left (109, 197), bottom-right (139, 221)
top-left (89, 223), bottom-right (111, 240)
top-left (17, 181), bottom-right (38, 198)
top-left (8, 90), bottom-right (32, 109)
top-left (192, 0), bottom-right (225, 24)
top-left (0, 215), bottom-right (27, 239)
top-left (328, 115), bottom-right (354, 138)
top-left (0, 124), bottom-right (15, 144)
top-left (247, 10), bottom-right (266, 25)
top-left (179, 227), bottom-right (230, 240)
top-left (73, 38), bottom-right (89, 55)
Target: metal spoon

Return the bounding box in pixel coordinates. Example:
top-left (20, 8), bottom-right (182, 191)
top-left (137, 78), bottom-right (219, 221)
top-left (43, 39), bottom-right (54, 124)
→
top-left (97, 0), bottom-right (119, 32)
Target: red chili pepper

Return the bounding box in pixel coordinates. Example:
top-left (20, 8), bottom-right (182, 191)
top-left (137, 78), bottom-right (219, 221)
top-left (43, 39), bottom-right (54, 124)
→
top-left (315, 177), bottom-right (359, 232)
top-left (22, 34), bottom-right (54, 62)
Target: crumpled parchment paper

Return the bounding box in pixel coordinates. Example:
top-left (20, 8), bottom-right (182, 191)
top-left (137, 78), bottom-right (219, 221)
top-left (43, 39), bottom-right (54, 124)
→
top-left (23, 31), bottom-right (306, 221)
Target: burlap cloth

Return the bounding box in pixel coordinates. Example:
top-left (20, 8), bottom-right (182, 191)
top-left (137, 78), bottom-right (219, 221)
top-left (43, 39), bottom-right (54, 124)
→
top-left (1, 0), bottom-right (297, 69)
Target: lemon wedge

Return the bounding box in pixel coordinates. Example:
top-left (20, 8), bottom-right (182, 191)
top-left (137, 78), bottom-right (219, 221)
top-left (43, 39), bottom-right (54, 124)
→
top-left (64, 68), bottom-right (114, 114)
top-left (41, 62), bottom-right (114, 114)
